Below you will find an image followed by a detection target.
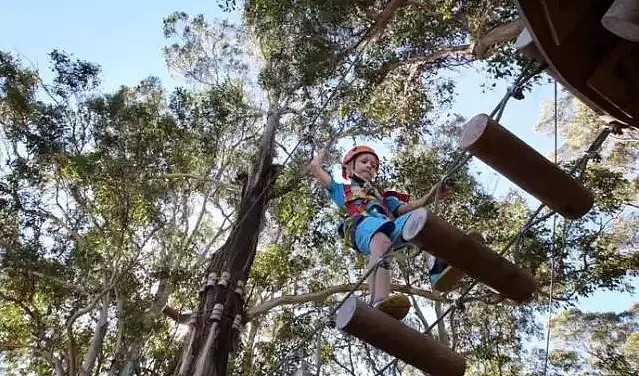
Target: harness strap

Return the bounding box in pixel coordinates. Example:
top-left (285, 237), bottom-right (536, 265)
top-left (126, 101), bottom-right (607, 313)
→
top-left (340, 180), bottom-right (410, 253)
top-left (343, 184), bottom-right (367, 216)
top-left (344, 179), bottom-right (395, 219)
top-left (339, 213), bottom-right (366, 252)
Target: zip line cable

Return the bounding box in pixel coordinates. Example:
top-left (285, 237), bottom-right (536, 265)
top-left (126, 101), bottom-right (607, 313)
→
top-left (543, 79), bottom-right (559, 376)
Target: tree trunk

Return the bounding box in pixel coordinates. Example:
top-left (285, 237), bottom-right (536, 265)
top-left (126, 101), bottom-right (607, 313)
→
top-left (178, 101), bottom-right (281, 376)
top-left (108, 280), bottom-right (172, 376)
top-left (433, 301), bottom-right (450, 347)
top-left (81, 296), bottom-right (110, 375)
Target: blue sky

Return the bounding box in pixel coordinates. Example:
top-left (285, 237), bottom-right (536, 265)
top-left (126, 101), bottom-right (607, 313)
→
top-left (2, 0), bottom-right (635, 317)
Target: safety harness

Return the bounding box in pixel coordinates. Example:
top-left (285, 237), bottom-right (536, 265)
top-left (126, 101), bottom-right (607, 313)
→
top-left (339, 175), bottom-right (410, 254)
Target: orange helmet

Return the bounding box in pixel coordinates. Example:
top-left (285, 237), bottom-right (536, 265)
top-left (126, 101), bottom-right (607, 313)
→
top-left (341, 145), bottom-right (379, 179)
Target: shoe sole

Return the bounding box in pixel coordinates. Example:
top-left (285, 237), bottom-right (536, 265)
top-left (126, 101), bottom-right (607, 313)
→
top-left (432, 267), bottom-right (464, 292)
top-left (377, 294), bottom-right (411, 320)
top-left (432, 231), bottom-right (487, 292)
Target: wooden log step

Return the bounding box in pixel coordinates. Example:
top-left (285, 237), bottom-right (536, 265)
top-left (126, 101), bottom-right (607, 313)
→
top-left (336, 297), bottom-right (466, 376)
top-left (460, 114), bottom-right (594, 219)
top-left (587, 40), bottom-right (639, 121)
top-left (602, 0), bottom-right (639, 42)
top-left (540, 0), bottom-right (595, 45)
top-left (404, 208), bottom-right (537, 303)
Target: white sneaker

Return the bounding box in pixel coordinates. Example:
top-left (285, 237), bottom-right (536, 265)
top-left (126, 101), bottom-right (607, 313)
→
top-left (401, 207), bottom-right (428, 242)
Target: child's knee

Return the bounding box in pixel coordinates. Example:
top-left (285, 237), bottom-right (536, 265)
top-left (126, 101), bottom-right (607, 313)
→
top-left (370, 232), bottom-right (392, 253)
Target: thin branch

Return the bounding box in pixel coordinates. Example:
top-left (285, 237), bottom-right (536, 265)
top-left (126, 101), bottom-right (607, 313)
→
top-left (67, 272), bottom-right (118, 332)
top-left (247, 282), bottom-right (447, 320)
top-left (3, 267), bottom-right (87, 295)
top-left (330, 353), bottom-right (359, 376)
top-left (382, 18), bottom-right (524, 75)
top-left (162, 306), bottom-right (192, 324)
top-left (409, 294), bottom-right (429, 332)
top-left (37, 209), bottom-right (84, 244)
top-left (385, 44), bottom-right (473, 73)
top-left (80, 295), bottom-right (109, 376)
top-left (109, 287), bottom-right (125, 376)
top-left (352, 0), bottom-right (413, 51)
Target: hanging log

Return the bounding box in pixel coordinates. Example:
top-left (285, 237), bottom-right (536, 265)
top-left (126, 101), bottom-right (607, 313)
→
top-left (602, 0), bottom-right (639, 42)
top-left (407, 209), bottom-right (537, 303)
top-left (336, 297), bottom-right (466, 376)
top-left (460, 114), bottom-right (594, 219)
top-left (431, 231), bottom-right (485, 293)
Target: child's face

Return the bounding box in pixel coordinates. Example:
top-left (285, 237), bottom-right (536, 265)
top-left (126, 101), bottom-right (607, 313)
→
top-left (350, 153), bottom-right (379, 181)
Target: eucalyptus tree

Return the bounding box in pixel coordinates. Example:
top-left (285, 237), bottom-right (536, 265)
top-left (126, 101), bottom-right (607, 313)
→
top-left (533, 304), bottom-right (639, 376)
top-left (0, 49), bottom-right (255, 375)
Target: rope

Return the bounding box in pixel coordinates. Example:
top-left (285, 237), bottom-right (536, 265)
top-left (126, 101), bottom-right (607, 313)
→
top-left (543, 79), bottom-right (559, 375)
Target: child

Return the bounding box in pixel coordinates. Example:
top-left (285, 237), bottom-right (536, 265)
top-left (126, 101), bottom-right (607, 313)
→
top-left (310, 145), bottom-right (454, 320)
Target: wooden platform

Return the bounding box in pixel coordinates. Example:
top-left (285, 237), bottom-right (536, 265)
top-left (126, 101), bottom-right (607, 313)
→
top-left (514, 0), bottom-right (639, 129)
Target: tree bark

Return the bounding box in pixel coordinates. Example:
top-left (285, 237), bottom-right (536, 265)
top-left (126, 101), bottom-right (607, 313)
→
top-left (81, 296), bottom-right (109, 376)
top-left (108, 281), bottom-right (171, 376)
top-left (180, 101), bottom-right (281, 376)
top-left (246, 282), bottom-right (447, 321)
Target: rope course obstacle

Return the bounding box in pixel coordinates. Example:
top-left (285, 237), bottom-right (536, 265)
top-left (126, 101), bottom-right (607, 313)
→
top-left (290, 0), bottom-right (638, 371)
top-left (176, 2), bottom-right (635, 375)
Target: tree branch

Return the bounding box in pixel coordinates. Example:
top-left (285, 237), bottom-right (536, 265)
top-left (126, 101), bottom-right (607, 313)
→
top-left (352, 0), bottom-right (420, 51)
top-left (4, 267), bottom-right (87, 295)
top-left (382, 18), bottom-right (525, 75)
top-left (471, 19), bottom-right (525, 58)
top-left (80, 295), bottom-right (109, 376)
top-left (37, 209), bottom-right (84, 244)
top-left (66, 270), bottom-right (118, 375)
top-left (246, 282), bottom-right (447, 320)
top-left (162, 305), bottom-right (192, 324)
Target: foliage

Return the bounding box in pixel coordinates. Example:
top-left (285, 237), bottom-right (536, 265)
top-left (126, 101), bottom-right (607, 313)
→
top-left (1, 1), bottom-right (638, 375)
top-left (0, 49), bottom-right (255, 375)
top-left (541, 305), bottom-right (639, 375)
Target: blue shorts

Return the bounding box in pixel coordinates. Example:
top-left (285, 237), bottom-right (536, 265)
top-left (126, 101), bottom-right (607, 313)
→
top-left (352, 212), bottom-right (413, 255)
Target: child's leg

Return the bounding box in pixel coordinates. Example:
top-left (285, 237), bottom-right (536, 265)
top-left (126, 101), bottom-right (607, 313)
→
top-left (368, 232), bottom-right (393, 304)
top-left (353, 216), bottom-right (410, 320)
